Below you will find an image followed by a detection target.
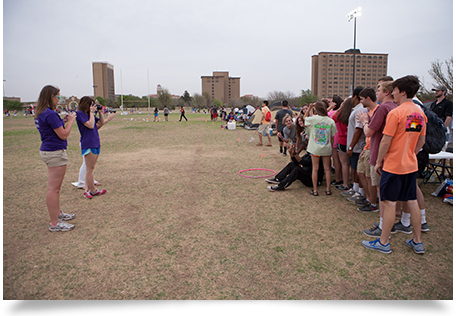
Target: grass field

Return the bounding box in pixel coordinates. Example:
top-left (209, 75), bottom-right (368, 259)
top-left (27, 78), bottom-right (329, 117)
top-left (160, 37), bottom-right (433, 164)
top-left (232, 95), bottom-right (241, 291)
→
top-left (2, 112), bottom-right (453, 300)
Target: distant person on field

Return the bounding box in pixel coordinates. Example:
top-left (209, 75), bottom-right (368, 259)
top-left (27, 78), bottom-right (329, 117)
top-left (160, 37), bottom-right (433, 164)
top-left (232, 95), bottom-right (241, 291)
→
top-left (34, 85), bottom-right (76, 232)
top-left (164, 106), bottom-right (169, 121)
top-left (179, 106), bottom-right (188, 121)
top-left (154, 107), bottom-right (159, 122)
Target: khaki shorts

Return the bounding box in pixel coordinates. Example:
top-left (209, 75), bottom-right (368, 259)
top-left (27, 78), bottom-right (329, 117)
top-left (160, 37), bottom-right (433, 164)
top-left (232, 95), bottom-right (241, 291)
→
top-left (258, 124), bottom-right (269, 134)
top-left (370, 164), bottom-right (381, 186)
top-left (357, 149), bottom-right (370, 178)
top-left (40, 149), bottom-right (68, 167)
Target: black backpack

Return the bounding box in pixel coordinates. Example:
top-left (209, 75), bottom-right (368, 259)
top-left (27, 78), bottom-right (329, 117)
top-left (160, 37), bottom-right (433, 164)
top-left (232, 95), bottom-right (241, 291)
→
top-left (421, 105), bottom-right (447, 154)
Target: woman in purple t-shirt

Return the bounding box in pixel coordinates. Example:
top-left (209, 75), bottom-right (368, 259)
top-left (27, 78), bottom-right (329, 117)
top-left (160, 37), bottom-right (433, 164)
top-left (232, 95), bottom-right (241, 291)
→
top-left (76, 96), bottom-right (107, 199)
top-left (34, 85), bottom-right (76, 232)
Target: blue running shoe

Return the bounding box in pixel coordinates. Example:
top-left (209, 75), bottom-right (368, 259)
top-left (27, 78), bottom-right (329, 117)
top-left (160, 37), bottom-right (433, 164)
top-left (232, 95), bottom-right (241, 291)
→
top-left (405, 239), bottom-right (425, 254)
top-left (362, 238), bottom-right (391, 254)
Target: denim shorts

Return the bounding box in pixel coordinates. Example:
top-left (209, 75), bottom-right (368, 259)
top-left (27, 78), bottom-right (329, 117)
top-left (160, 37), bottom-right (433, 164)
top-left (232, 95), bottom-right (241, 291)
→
top-left (81, 148), bottom-right (101, 156)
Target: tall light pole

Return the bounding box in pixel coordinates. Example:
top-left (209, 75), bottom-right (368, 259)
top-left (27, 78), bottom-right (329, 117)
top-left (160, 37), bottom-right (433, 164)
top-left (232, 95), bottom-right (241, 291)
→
top-left (147, 69), bottom-right (150, 115)
top-left (347, 7), bottom-right (362, 95)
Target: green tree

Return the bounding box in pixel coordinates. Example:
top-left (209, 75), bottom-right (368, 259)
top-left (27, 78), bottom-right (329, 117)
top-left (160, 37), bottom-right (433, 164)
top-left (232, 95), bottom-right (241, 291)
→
top-left (2, 99), bottom-right (23, 111)
top-left (213, 99), bottom-right (222, 107)
top-left (298, 89), bottom-right (319, 106)
top-left (95, 96), bottom-right (106, 106)
top-left (180, 90), bottom-right (192, 106)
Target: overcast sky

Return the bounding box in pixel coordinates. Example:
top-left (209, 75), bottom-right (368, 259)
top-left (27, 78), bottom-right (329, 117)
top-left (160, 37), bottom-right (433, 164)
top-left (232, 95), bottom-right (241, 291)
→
top-left (2, 0), bottom-right (453, 102)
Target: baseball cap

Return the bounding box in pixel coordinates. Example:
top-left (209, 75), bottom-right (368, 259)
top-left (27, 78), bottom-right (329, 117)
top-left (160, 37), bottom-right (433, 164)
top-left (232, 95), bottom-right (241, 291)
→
top-left (432, 85), bottom-right (447, 92)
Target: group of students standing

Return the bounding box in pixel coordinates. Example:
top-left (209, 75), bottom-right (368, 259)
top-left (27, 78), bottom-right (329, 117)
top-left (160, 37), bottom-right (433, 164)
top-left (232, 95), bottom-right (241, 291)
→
top-left (265, 75), bottom-right (433, 255)
top-left (34, 85), bottom-right (114, 232)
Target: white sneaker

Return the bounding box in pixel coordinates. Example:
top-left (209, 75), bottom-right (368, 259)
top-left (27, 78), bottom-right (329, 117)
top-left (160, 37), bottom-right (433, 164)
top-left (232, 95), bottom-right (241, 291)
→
top-left (49, 221), bottom-right (75, 232)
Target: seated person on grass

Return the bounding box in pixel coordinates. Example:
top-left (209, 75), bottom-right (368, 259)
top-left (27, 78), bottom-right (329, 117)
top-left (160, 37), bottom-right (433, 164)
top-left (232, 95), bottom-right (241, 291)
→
top-left (266, 144), bottom-right (324, 191)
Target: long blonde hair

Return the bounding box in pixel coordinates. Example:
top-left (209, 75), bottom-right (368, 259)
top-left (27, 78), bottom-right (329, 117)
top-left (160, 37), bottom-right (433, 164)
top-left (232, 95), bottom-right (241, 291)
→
top-left (34, 85), bottom-right (60, 119)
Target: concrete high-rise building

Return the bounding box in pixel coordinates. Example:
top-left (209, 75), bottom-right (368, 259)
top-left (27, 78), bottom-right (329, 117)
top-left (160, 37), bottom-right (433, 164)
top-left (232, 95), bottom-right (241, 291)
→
top-left (92, 62), bottom-right (115, 100)
top-left (311, 49), bottom-right (388, 99)
top-left (201, 71), bottom-right (240, 104)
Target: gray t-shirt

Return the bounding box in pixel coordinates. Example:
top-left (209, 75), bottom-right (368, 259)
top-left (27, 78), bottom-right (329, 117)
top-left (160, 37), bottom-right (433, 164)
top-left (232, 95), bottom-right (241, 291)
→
top-left (283, 125), bottom-right (297, 145)
top-left (347, 103), bottom-right (367, 153)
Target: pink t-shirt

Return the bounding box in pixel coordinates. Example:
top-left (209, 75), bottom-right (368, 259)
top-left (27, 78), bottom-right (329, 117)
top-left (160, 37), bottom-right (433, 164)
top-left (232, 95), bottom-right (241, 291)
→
top-left (331, 111), bottom-right (347, 146)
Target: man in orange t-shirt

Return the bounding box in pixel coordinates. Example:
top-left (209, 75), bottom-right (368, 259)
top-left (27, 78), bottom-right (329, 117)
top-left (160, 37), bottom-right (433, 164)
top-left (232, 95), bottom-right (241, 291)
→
top-left (362, 75), bottom-right (427, 255)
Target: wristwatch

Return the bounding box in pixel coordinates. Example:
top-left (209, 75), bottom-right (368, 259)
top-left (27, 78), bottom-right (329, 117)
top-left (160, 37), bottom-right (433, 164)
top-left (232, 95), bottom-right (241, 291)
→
top-left (348, 146), bottom-right (353, 151)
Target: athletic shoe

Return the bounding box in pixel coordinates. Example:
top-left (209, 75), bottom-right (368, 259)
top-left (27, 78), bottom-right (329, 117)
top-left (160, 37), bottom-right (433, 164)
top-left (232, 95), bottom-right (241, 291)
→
top-left (58, 211), bottom-right (75, 221)
top-left (346, 192), bottom-right (362, 202)
top-left (363, 225), bottom-right (395, 237)
top-left (354, 198), bottom-right (369, 206)
top-left (358, 203), bottom-right (379, 213)
top-left (341, 188), bottom-right (356, 196)
top-left (331, 180), bottom-right (343, 186)
top-left (393, 221), bottom-right (412, 234)
top-left (363, 226), bottom-right (382, 237)
top-left (421, 223), bottom-right (430, 232)
top-left (362, 238), bottom-right (391, 254)
top-left (405, 239), bottom-right (425, 254)
top-left (265, 178), bottom-right (280, 184)
top-left (83, 190), bottom-right (93, 199)
top-left (267, 185), bottom-right (284, 192)
top-left (282, 152), bottom-right (287, 156)
top-left (336, 185), bottom-right (350, 191)
top-left (91, 189), bottom-right (107, 196)
top-left (49, 221), bottom-right (75, 232)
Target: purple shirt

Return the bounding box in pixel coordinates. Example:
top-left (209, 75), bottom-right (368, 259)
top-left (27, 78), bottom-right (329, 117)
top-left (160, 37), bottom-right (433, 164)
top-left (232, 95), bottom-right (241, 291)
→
top-left (368, 101), bottom-right (397, 165)
top-left (35, 107), bottom-right (67, 151)
top-left (76, 111), bottom-right (100, 150)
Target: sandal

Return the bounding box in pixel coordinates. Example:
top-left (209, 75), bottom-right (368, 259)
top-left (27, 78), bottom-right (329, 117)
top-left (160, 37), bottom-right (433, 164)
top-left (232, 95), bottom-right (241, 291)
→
top-left (310, 190), bottom-right (319, 196)
top-left (325, 190), bottom-right (332, 195)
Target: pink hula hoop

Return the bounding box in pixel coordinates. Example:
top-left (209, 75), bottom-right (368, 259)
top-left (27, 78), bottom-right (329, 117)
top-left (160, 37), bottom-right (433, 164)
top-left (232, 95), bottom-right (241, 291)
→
top-left (238, 168), bottom-right (276, 179)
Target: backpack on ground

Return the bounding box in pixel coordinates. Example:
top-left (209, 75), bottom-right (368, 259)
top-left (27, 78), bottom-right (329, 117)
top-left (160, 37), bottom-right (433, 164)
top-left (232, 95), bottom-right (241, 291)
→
top-left (421, 105), bottom-right (446, 154)
top-left (265, 111), bottom-right (271, 122)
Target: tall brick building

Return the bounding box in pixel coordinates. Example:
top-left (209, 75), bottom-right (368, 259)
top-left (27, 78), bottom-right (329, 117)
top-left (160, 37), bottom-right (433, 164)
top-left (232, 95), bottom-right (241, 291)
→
top-left (311, 49), bottom-right (388, 99)
top-left (201, 71), bottom-right (240, 104)
top-left (92, 62), bottom-right (115, 100)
